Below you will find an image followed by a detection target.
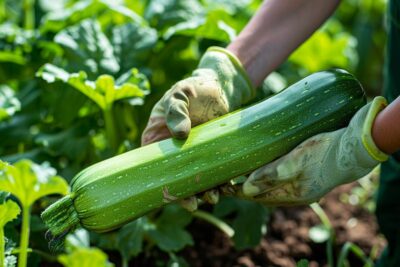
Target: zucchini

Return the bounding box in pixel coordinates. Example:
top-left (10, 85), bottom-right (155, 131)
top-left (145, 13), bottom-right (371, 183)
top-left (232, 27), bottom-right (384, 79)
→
top-left (42, 69), bottom-right (366, 246)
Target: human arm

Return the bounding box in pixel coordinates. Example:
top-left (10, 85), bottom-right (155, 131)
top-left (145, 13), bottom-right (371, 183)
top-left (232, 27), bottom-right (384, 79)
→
top-left (372, 96), bottom-right (400, 154)
top-left (142, 0), bottom-right (341, 143)
top-left (228, 0), bottom-right (340, 87)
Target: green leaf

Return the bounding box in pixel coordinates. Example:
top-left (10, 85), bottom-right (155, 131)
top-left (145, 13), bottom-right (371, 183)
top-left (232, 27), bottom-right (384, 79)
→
top-left (40, 0), bottom-right (104, 32)
top-left (163, 9), bottom-right (237, 42)
top-left (34, 121), bottom-right (92, 161)
top-left (289, 21), bottom-right (358, 74)
top-left (144, 0), bottom-right (204, 31)
top-left (147, 204), bottom-right (193, 252)
top-left (0, 51), bottom-right (26, 65)
top-left (54, 19), bottom-right (119, 77)
top-left (0, 160), bottom-right (68, 208)
top-left (0, 200), bottom-right (20, 228)
top-left (2, 238), bottom-right (17, 267)
top-left (58, 247), bottom-right (114, 267)
top-left (41, 0), bottom-right (144, 33)
top-left (38, 0), bottom-right (69, 13)
top-left (116, 217), bottom-right (146, 260)
top-left (213, 196), bottom-right (269, 249)
top-left (0, 24), bottom-right (32, 66)
top-left (0, 191), bottom-right (9, 203)
top-left (5, 255), bottom-right (17, 267)
top-left (66, 229), bottom-right (90, 250)
top-left (111, 22), bottom-right (157, 73)
top-left (0, 86), bottom-right (21, 122)
top-left (308, 224), bottom-right (330, 243)
top-left (91, 217), bottom-right (147, 262)
top-left (37, 64), bottom-right (149, 110)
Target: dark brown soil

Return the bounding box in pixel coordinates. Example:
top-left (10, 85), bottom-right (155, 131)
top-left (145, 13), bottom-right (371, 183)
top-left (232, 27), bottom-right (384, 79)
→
top-left (180, 182), bottom-right (386, 267)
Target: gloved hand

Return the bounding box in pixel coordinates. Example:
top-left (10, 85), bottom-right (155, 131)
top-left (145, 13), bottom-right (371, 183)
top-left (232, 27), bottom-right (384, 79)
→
top-left (141, 47), bottom-right (255, 210)
top-left (234, 97), bottom-right (389, 206)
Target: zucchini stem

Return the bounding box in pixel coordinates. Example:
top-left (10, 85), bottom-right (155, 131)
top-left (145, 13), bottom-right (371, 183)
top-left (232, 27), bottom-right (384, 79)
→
top-left (192, 210), bottom-right (234, 237)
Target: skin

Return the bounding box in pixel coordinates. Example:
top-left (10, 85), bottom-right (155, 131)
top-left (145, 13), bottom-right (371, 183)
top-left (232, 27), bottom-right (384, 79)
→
top-left (372, 96), bottom-right (400, 154)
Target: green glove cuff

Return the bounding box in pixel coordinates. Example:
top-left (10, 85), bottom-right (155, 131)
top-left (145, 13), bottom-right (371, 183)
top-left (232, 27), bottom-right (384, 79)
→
top-left (361, 96), bottom-right (389, 162)
top-left (207, 46), bottom-right (254, 91)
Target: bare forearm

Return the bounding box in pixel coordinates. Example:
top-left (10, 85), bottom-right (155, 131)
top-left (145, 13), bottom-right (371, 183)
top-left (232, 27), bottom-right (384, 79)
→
top-left (372, 96), bottom-right (400, 155)
top-left (227, 0), bottom-right (340, 87)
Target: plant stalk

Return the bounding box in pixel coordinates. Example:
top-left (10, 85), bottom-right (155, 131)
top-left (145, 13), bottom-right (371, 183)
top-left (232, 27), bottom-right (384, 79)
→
top-left (23, 0), bottom-right (35, 30)
top-left (192, 210), bottom-right (235, 237)
top-left (0, 0), bottom-right (5, 23)
top-left (122, 257), bottom-right (128, 267)
top-left (18, 206), bottom-right (30, 267)
top-left (103, 107), bottom-right (119, 153)
top-left (337, 242), bottom-right (373, 267)
top-left (0, 227), bottom-right (4, 267)
top-left (310, 203), bottom-right (334, 267)
top-left (31, 249), bottom-right (57, 262)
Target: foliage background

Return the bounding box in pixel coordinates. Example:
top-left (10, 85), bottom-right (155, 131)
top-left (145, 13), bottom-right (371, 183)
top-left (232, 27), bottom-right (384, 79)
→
top-left (0, 0), bottom-right (388, 266)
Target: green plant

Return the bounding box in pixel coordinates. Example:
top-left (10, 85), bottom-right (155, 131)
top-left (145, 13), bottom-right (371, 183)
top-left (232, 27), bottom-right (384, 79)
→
top-left (37, 64), bottom-right (150, 152)
top-left (0, 160), bottom-right (68, 267)
top-left (58, 247), bottom-right (114, 267)
top-left (309, 203), bottom-right (376, 267)
top-left (0, 197), bottom-right (20, 267)
top-left (310, 203), bottom-right (335, 267)
top-left (337, 242), bottom-right (373, 267)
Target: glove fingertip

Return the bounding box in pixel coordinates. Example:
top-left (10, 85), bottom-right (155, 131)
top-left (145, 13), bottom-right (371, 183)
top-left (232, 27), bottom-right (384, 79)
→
top-left (202, 189), bottom-right (219, 204)
top-left (242, 180), bottom-right (261, 196)
top-left (179, 196), bottom-right (198, 212)
top-left (168, 116), bottom-right (191, 139)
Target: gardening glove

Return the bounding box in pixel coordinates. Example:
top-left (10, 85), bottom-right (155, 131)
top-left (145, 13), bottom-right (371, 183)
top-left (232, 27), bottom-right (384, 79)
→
top-left (141, 47), bottom-right (255, 210)
top-left (141, 47), bottom-right (255, 145)
top-left (236, 97), bottom-right (389, 206)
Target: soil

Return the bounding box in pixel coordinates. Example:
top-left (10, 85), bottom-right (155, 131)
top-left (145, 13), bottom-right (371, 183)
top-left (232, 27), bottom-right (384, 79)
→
top-left (179, 182), bottom-right (387, 267)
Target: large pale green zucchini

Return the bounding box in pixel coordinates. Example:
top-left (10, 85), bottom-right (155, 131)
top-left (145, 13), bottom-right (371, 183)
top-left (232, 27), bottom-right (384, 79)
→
top-left (42, 69), bottom-right (366, 244)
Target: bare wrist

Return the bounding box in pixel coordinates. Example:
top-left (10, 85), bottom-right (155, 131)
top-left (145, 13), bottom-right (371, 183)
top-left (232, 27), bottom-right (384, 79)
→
top-left (372, 96), bottom-right (400, 155)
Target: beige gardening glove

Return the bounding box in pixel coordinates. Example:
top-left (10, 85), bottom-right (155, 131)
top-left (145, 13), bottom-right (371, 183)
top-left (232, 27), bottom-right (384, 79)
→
top-left (141, 47), bottom-right (255, 210)
top-left (234, 97), bottom-right (389, 206)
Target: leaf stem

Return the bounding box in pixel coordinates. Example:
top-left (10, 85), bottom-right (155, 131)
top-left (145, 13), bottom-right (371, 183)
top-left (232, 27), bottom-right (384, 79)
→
top-left (0, 0), bottom-right (5, 22)
top-left (0, 227), bottom-right (4, 267)
top-left (18, 206), bottom-right (30, 267)
top-left (192, 210), bottom-right (234, 237)
top-left (122, 257), bottom-right (128, 267)
top-left (23, 0), bottom-right (35, 30)
top-left (310, 203), bottom-right (334, 267)
top-left (31, 249), bottom-right (57, 262)
top-left (337, 242), bottom-right (373, 267)
top-left (103, 107), bottom-right (119, 153)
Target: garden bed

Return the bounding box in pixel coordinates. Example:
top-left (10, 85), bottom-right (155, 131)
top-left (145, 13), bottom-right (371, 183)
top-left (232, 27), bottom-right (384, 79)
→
top-left (179, 182), bottom-right (386, 267)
